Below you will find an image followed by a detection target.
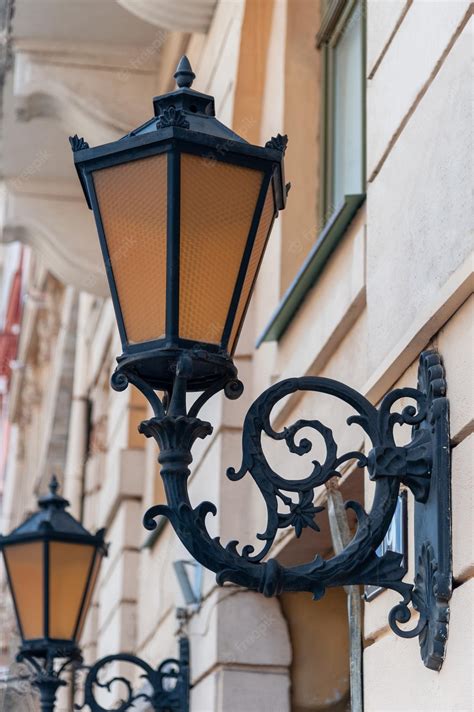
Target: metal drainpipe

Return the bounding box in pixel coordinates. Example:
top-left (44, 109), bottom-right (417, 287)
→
top-left (35, 286), bottom-right (76, 493)
top-left (325, 478), bottom-right (363, 712)
top-left (63, 292), bottom-right (93, 710)
top-left (63, 292), bottom-right (92, 518)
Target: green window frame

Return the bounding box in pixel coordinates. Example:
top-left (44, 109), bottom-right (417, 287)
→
top-left (319, 0), bottom-right (366, 221)
top-left (257, 0), bottom-right (366, 346)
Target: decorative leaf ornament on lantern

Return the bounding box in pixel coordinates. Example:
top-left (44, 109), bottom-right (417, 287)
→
top-left (71, 55), bottom-right (287, 393)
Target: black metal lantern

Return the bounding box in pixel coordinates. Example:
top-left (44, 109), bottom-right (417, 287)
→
top-left (72, 57), bottom-right (453, 675)
top-left (70, 56), bottom-right (287, 392)
top-left (0, 477), bottom-right (107, 663)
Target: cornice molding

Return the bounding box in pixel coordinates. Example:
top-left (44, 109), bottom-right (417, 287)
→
top-left (116, 0), bottom-right (217, 33)
top-left (13, 46), bottom-right (160, 140)
top-left (1, 182), bottom-right (108, 297)
top-left (12, 38), bottom-right (164, 72)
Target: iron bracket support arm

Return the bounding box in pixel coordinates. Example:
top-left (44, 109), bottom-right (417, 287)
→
top-left (113, 349), bottom-right (452, 671)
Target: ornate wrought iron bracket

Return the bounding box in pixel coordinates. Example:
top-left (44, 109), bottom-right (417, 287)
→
top-left (112, 350), bottom-right (452, 671)
top-left (16, 648), bottom-right (82, 712)
top-left (76, 636), bottom-right (190, 712)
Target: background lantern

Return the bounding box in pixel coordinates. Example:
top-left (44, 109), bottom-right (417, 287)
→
top-left (0, 476), bottom-right (107, 660)
top-left (71, 56), bottom-right (287, 392)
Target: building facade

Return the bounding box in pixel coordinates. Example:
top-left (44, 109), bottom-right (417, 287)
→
top-left (0, 1), bottom-right (472, 710)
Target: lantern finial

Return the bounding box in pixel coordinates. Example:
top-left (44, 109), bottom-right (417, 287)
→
top-left (174, 56), bottom-right (195, 89)
top-left (38, 474), bottom-right (68, 510)
top-left (49, 474), bottom-right (59, 495)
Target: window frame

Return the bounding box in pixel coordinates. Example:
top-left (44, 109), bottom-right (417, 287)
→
top-left (319, 0), bottom-right (366, 223)
top-left (257, 0), bottom-right (367, 346)
top-left (255, 0), bottom-right (367, 348)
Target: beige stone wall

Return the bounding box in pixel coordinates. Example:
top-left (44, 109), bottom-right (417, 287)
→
top-left (361, 3), bottom-right (473, 707)
top-left (1, 1), bottom-right (472, 711)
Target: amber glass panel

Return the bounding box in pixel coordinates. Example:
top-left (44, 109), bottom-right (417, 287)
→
top-left (179, 154), bottom-right (264, 344)
top-left (3, 542), bottom-right (44, 639)
top-left (49, 542), bottom-right (95, 640)
top-left (93, 154), bottom-right (167, 344)
top-left (228, 183), bottom-right (276, 353)
top-left (75, 551), bottom-right (103, 642)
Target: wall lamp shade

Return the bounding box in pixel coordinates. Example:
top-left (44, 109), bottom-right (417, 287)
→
top-left (71, 56), bottom-right (287, 391)
top-left (0, 477), bottom-right (107, 659)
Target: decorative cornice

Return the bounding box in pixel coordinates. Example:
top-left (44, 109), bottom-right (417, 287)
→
top-left (116, 0), bottom-right (217, 33)
top-left (12, 47), bottom-right (159, 140)
top-left (0, 183), bottom-right (109, 297)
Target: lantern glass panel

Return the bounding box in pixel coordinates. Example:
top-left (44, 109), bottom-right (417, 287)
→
top-left (3, 542), bottom-right (44, 639)
top-left (75, 550), bottom-right (102, 642)
top-left (92, 154), bottom-right (168, 345)
top-left (49, 542), bottom-right (95, 640)
top-left (228, 183), bottom-right (276, 353)
top-left (179, 153), bottom-right (264, 346)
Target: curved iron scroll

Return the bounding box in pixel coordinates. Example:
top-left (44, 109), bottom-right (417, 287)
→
top-left (113, 350), bottom-right (451, 670)
top-left (15, 648), bottom-right (82, 712)
top-left (76, 637), bottom-right (190, 712)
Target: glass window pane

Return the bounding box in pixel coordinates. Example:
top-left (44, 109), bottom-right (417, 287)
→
top-left (332, 3), bottom-right (363, 208)
top-left (179, 154), bottom-right (264, 345)
top-left (3, 542), bottom-right (44, 639)
top-left (93, 154), bottom-right (167, 345)
top-left (49, 542), bottom-right (95, 640)
top-left (228, 183), bottom-right (276, 353)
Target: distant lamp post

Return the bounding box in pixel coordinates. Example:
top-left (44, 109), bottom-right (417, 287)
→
top-left (72, 57), bottom-right (452, 671)
top-left (1, 478), bottom-right (191, 711)
top-left (0, 476), bottom-right (107, 712)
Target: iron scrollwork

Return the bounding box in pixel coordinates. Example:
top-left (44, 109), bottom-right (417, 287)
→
top-left (112, 350), bottom-right (451, 670)
top-left (14, 649), bottom-right (82, 712)
top-left (76, 637), bottom-right (190, 712)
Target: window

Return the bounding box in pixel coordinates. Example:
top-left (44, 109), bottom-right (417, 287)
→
top-left (318, 0), bottom-right (365, 221)
top-left (256, 0), bottom-right (367, 345)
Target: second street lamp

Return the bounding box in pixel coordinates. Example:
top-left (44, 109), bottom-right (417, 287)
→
top-left (1, 478), bottom-right (191, 712)
top-left (0, 476), bottom-right (107, 712)
top-left (71, 57), bottom-right (453, 672)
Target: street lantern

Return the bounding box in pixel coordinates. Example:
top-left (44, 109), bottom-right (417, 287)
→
top-left (70, 56), bottom-right (287, 392)
top-left (72, 57), bottom-right (452, 673)
top-left (0, 476), bottom-right (107, 662)
top-left (1, 478), bottom-right (193, 712)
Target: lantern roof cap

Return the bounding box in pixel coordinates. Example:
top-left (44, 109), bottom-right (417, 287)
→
top-left (0, 475), bottom-right (107, 549)
top-left (118, 56), bottom-right (247, 144)
top-left (70, 55), bottom-right (287, 211)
